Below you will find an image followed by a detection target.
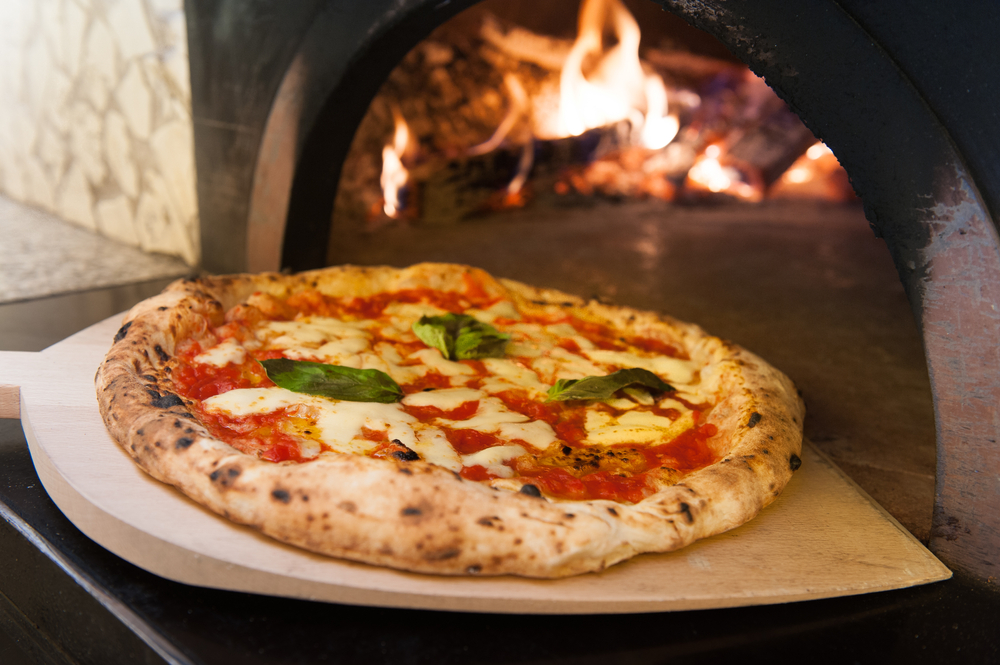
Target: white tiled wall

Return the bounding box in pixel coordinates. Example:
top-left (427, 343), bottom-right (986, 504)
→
top-left (0, 0), bottom-right (199, 266)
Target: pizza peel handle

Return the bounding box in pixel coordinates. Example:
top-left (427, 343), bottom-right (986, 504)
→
top-left (0, 350), bottom-right (43, 418)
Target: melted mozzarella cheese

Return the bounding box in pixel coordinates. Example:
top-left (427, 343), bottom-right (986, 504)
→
top-left (478, 358), bottom-right (547, 395)
top-left (498, 420), bottom-right (557, 451)
top-left (440, 396), bottom-right (528, 431)
top-left (402, 387), bottom-right (483, 410)
top-left (202, 387), bottom-right (418, 455)
top-left (203, 387), bottom-right (305, 415)
top-left (585, 410), bottom-right (696, 446)
top-left (461, 445), bottom-right (527, 478)
top-left (194, 338), bottom-right (246, 367)
top-left (407, 348), bottom-right (476, 377)
top-left (411, 429), bottom-right (462, 471)
top-left (581, 348), bottom-right (696, 385)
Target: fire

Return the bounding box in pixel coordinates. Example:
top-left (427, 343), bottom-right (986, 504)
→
top-left (552, 0), bottom-right (678, 149)
top-left (686, 144), bottom-right (761, 201)
top-left (357, 1), bottom-right (855, 226)
top-left (381, 107), bottom-right (411, 217)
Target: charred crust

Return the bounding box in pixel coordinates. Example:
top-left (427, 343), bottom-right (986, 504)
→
top-left (518, 484), bottom-right (542, 497)
top-left (607, 507), bottom-right (619, 516)
top-left (398, 468), bottom-right (413, 475)
top-left (153, 345), bottom-right (170, 362)
top-left (209, 465), bottom-right (242, 487)
top-left (338, 501), bottom-right (357, 513)
top-left (424, 548), bottom-right (460, 561)
top-left (747, 412), bottom-right (762, 428)
top-left (477, 516), bottom-right (499, 527)
top-left (271, 489), bottom-right (291, 503)
top-left (402, 507), bottom-right (422, 516)
top-left (790, 453), bottom-right (802, 471)
top-left (157, 306), bottom-right (169, 311)
top-left (679, 502), bottom-right (694, 524)
top-left (563, 513), bottom-right (575, 519)
top-left (151, 393), bottom-right (184, 409)
top-left (113, 322), bottom-right (132, 343)
top-left (175, 437), bottom-right (194, 450)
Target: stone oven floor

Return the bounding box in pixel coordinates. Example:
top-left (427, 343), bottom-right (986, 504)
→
top-left (330, 198), bottom-right (937, 543)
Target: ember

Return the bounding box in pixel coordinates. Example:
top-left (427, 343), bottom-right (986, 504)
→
top-left (337, 0), bottom-right (854, 229)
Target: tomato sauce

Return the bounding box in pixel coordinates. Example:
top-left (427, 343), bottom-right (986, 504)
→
top-left (460, 465), bottom-right (500, 481)
top-left (643, 423), bottom-right (719, 472)
top-left (446, 429), bottom-right (500, 455)
top-left (406, 400), bottom-right (480, 422)
top-left (197, 408), bottom-right (307, 463)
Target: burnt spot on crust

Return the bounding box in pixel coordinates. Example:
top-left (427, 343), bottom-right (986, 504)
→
top-left (157, 306), bottom-right (169, 311)
top-left (402, 507), bottom-right (423, 516)
top-left (209, 465), bottom-right (242, 487)
top-left (519, 484), bottom-right (542, 497)
top-left (149, 391), bottom-right (184, 409)
top-left (790, 453), bottom-right (802, 471)
top-left (607, 507), bottom-right (619, 516)
top-left (338, 501), bottom-right (357, 513)
top-left (398, 468), bottom-right (413, 475)
top-left (679, 502), bottom-right (694, 524)
top-left (424, 548), bottom-right (461, 561)
top-left (271, 489), bottom-right (291, 504)
top-left (175, 437), bottom-right (194, 450)
top-left (747, 412), bottom-right (762, 428)
top-left (113, 321), bottom-right (132, 343)
top-left (477, 516), bottom-right (500, 527)
top-left (153, 345), bottom-right (170, 363)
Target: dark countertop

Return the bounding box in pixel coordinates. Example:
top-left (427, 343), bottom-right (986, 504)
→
top-left (2, 204), bottom-right (999, 663)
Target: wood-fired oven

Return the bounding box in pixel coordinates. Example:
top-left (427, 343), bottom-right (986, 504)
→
top-left (184, 0), bottom-right (1000, 582)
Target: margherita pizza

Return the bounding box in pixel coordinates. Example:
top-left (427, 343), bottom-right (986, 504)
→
top-left (95, 263), bottom-right (804, 578)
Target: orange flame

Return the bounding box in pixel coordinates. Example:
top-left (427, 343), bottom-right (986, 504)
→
top-left (687, 144), bottom-right (761, 201)
top-left (553, 0), bottom-right (678, 148)
top-left (381, 107), bottom-right (411, 217)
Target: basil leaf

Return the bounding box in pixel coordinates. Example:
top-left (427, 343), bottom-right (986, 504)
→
top-left (412, 314), bottom-right (510, 360)
top-left (261, 358), bottom-right (403, 403)
top-left (546, 368), bottom-right (673, 402)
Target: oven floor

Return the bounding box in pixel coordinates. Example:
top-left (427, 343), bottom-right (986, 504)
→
top-left (329, 199), bottom-right (936, 542)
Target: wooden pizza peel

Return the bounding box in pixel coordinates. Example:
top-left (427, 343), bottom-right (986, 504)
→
top-left (0, 314), bottom-right (951, 614)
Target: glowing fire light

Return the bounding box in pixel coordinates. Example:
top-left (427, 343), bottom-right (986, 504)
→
top-left (687, 144), bottom-right (760, 200)
top-left (469, 74), bottom-right (530, 156)
top-left (554, 0), bottom-right (678, 149)
top-left (381, 107), bottom-right (411, 217)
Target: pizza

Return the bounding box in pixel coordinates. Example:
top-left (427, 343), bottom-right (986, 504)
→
top-left (95, 263), bottom-right (804, 578)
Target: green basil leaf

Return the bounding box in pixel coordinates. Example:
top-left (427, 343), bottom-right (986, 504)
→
top-left (546, 368), bottom-right (673, 402)
top-left (261, 358), bottom-right (403, 403)
top-left (412, 313), bottom-right (510, 360)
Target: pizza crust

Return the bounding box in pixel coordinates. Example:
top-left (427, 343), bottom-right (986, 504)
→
top-left (95, 263), bottom-right (804, 578)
